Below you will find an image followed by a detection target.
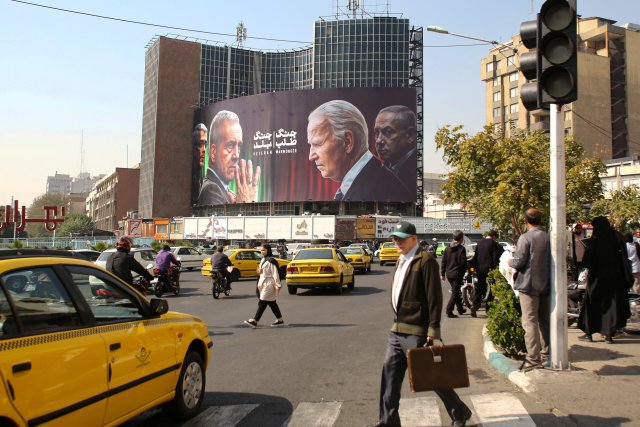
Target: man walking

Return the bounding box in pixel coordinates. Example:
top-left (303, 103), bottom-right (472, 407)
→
top-left (440, 230), bottom-right (468, 318)
top-left (370, 221), bottom-right (472, 427)
top-left (508, 208), bottom-right (551, 371)
top-left (471, 229), bottom-right (504, 315)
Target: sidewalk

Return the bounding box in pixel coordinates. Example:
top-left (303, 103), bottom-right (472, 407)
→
top-left (483, 299), bottom-right (640, 425)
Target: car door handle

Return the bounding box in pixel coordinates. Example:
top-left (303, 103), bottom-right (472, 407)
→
top-left (12, 362), bottom-right (31, 374)
top-left (109, 343), bottom-right (121, 351)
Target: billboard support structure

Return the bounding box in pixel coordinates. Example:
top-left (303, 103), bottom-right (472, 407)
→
top-left (410, 26), bottom-right (424, 216)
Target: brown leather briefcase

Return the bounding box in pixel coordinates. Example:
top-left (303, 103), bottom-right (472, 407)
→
top-left (407, 343), bottom-right (470, 392)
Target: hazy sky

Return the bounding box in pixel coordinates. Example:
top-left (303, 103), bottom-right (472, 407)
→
top-left (1, 0), bottom-right (637, 207)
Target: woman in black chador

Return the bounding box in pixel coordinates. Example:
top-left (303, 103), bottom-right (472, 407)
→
top-left (578, 216), bottom-right (631, 343)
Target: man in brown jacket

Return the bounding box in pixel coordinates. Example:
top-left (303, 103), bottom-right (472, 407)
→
top-left (370, 221), bottom-right (472, 427)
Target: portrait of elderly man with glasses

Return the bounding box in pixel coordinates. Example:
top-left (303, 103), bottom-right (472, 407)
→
top-left (198, 110), bottom-right (261, 205)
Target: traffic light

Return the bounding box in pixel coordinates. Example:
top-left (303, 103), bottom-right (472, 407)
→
top-left (519, 0), bottom-right (578, 110)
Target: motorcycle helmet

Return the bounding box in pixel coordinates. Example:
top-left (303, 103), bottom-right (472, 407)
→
top-left (432, 238), bottom-right (437, 242)
top-left (116, 236), bottom-right (133, 251)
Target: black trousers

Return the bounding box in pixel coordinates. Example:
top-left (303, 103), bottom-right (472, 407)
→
top-left (253, 299), bottom-right (282, 322)
top-left (446, 276), bottom-right (464, 314)
top-left (474, 270), bottom-right (494, 310)
top-left (379, 332), bottom-right (469, 426)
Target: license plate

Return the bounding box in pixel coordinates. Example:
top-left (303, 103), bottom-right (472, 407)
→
top-left (301, 267), bottom-right (317, 273)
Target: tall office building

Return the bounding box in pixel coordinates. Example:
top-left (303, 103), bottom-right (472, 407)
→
top-left (481, 17), bottom-right (640, 161)
top-left (139, 12), bottom-right (423, 219)
top-left (45, 172), bottom-right (72, 196)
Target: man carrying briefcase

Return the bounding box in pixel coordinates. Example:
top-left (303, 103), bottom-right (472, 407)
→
top-left (370, 221), bottom-right (472, 427)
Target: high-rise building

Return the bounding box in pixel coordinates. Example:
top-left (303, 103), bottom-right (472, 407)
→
top-left (481, 17), bottom-right (640, 161)
top-left (139, 13), bottom-right (423, 219)
top-left (46, 172), bottom-right (72, 196)
top-left (86, 167), bottom-right (141, 233)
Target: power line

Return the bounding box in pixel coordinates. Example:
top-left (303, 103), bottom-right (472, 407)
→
top-left (572, 110), bottom-right (640, 149)
top-left (10, 0), bottom-right (310, 44)
top-left (425, 43), bottom-right (488, 48)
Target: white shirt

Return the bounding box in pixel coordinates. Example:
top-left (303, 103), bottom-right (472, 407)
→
top-left (336, 151), bottom-right (373, 197)
top-left (627, 242), bottom-right (640, 273)
top-left (392, 244), bottom-right (418, 311)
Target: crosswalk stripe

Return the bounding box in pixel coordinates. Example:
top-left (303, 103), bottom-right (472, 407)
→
top-left (399, 396), bottom-right (442, 427)
top-left (470, 392), bottom-right (536, 427)
top-left (183, 403), bottom-right (259, 427)
top-left (283, 401), bottom-right (342, 427)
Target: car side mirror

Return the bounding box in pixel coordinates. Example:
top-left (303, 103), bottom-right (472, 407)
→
top-left (148, 298), bottom-right (169, 316)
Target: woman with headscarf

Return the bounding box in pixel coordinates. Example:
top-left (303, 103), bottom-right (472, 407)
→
top-left (244, 244), bottom-right (285, 328)
top-left (578, 216), bottom-right (631, 343)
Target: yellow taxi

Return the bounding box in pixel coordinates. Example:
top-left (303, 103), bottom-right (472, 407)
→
top-left (379, 241), bottom-right (400, 266)
top-left (200, 249), bottom-right (289, 281)
top-left (339, 246), bottom-right (372, 273)
top-left (285, 247), bottom-right (355, 295)
top-left (0, 249), bottom-right (213, 427)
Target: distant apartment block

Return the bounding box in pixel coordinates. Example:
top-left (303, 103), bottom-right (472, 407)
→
top-left (86, 167), bottom-right (140, 233)
top-left (481, 17), bottom-right (640, 161)
top-left (46, 172), bottom-right (72, 196)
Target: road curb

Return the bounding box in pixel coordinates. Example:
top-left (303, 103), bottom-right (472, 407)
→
top-left (482, 324), bottom-right (537, 393)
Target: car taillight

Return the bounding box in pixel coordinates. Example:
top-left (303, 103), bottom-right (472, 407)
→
top-left (355, 258), bottom-right (363, 262)
top-left (287, 266), bottom-right (299, 274)
top-left (319, 266), bottom-right (335, 273)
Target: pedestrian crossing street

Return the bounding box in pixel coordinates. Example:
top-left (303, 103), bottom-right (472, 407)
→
top-left (183, 392), bottom-right (538, 427)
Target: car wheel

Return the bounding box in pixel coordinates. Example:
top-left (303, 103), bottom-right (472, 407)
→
top-left (367, 262), bottom-right (371, 272)
top-left (279, 266), bottom-right (287, 280)
top-left (287, 285), bottom-right (298, 295)
top-left (347, 274), bottom-right (355, 289)
top-left (165, 351), bottom-right (205, 420)
top-left (380, 261), bottom-right (385, 266)
top-left (187, 267), bottom-right (194, 271)
top-left (336, 275), bottom-right (344, 295)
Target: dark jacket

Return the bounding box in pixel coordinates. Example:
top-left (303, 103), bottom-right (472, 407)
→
top-left (440, 242), bottom-right (467, 279)
top-left (390, 248), bottom-right (442, 337)
top-left (472, 238), bottom-right (504, 273)
top-left (106, 249), bottom-right (152, 284)
top-left (342, 156), bottom-right (412, 202)
top-left (198, 169), bottom-right (231, 206)
top-left (211, 252), bottom-right (232, 271)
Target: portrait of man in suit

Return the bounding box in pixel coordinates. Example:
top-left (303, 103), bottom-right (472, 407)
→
top-left (198, 110), bottom-right (261, 206)
top-left (307, 100), bottom-right (411, 202)
top-left (374, 105), bottom-right (417, 190)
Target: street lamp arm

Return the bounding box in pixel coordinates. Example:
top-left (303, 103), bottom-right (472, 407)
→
top-left (427, 25), bottom-right (516, 53)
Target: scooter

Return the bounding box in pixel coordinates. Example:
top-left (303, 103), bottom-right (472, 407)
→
top-left (461, 267), bottom-right (479, 311)
top-left (152, 263), bottom-right (181, 297)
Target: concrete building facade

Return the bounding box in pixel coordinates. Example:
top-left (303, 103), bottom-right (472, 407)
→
top-left (86, 167), bottom-right (141, 233)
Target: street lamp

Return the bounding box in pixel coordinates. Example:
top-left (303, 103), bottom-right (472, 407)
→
top-left (426, 26), bottom-right (501, 46)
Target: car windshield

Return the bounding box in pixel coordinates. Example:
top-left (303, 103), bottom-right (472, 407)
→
top-left (341, 248), bottom-right (362, 254)
top-left (96, 251), bottom-right (114, 262)
top-left (295, 249), bottom-right (333, 260)
top-left (382, 243), bottom-right (395, 248)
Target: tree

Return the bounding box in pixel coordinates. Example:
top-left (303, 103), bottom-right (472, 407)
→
top-left (435, 125), bottom-right (605, 238)
top-left (589, 185), bottom-right (640, 233)
top-left (26, 194), bottom-right (69, 237)
top-left (57, 212), bottom-right (94, 237)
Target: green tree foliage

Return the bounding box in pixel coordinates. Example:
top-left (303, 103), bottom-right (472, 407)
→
top-left (589, 185), bottom-right (640, 233)
top-left (25, 194), bottom-right (69, 237)
top-left (9, 240), bottom-right (24, 248)
top-left (57, 213), bottom-right (94, 237)
top-left (91, 241), bottom-right (111, 252)
top-left (435, 125), bottom-right (605, 238)
top-left (486, 270), bottom-right (526, 357)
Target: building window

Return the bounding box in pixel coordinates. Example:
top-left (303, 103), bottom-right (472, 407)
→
top-left (564, 110), bottom-right (571, 121)
top-left (493, 77), bottom-right (500, 87)
top-left (486, 61), bottom-right (494, 73)
top-left (507, 55), bottom-right (515, 67)
top-left (510, 103), bottom-right (519, 114)
top-left (493, 107), bottom-right (501, 117)
top-left (493, 91), bottom-right (501, 102)
top-left (510, 87), bottom-right (518, 98)
top-left (509, 72), bottom-right (518, 82)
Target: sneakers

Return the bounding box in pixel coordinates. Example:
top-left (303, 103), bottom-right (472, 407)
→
top-left (270, 319), bottom-right (285, 327)
top-left (243, 319), bottom-right (258, 328)
top-left (578, 334), bottom-right (593, 342)
top-left (470, 308), bottom-right (477, 318)
top-left (452, 406), bottom-right (472, 426)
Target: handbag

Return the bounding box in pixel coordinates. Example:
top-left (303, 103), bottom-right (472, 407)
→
top-left (407, 340), bottom-right (470, 392)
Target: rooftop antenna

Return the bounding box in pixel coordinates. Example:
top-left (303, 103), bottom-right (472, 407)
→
top-left (80, 129), bottom-right (86, 175)
top-left (236, 21), bottom-right (247, 47)
top-left (347, 0), bottom-right (359, 19)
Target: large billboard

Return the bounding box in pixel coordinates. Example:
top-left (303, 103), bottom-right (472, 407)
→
top-left (194, 87), bottom-right (417, 206)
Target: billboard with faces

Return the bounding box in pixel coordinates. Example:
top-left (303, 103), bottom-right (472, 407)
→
top-left (194, 87), bottom-right (417, 206)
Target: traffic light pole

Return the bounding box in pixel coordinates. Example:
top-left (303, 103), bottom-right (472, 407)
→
top-left (549, 103), bottom-right (569, 370)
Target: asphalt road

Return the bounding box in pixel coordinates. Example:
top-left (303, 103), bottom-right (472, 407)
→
top-left (125, 261), bottom-right (567, 427)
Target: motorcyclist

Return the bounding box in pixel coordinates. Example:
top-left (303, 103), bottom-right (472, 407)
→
top-left (156, 244), bottom-right (182, 291)
top-left (106, 236), bottom-right (153, 287)
top-left (210, 246), bottom-right (233, 290)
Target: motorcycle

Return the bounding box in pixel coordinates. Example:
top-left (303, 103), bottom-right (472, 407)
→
top-left (461, 267), bottom-right (479, 311)
top-left (131, 275), bottom-right (150, 295)
top-left (152, 263), bottom-right (181, 297)
top-left (567, 268), bottom-right (587, 326)
top-left (211, 269), bottom-right (231, 299)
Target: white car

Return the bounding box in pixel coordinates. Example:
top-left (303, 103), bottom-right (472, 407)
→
top-left (170, 246), bottom-right (209, 270)
top-left (287, 243), bottom-right (311, 259)
top-left (95, 248), bottom-right (158, 276)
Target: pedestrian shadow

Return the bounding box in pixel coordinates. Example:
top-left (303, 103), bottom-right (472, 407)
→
top-left (569, 344), bottom-right (631, 362)
top-left (595, 364), bottom-right (640, 376)
top-left (530, 413), bottom-right (631, 426)
top-left (362, 269), bottom-right (391, 276)
top-left (292, 286), bottom-right (383, 296)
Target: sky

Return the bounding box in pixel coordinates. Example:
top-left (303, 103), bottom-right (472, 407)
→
top-left (1, 0), bottom-right (638, 207)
